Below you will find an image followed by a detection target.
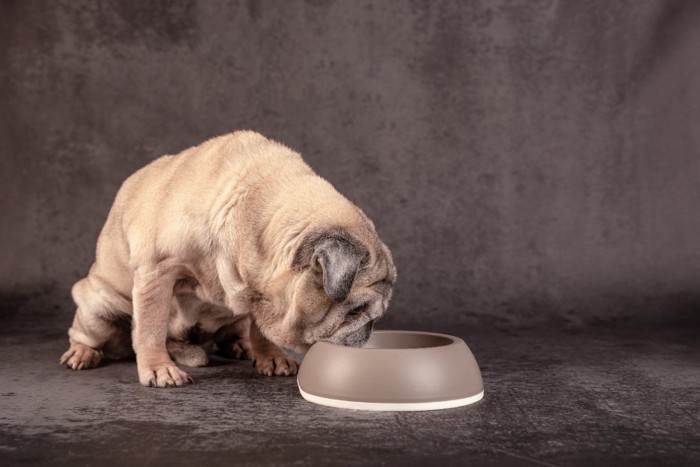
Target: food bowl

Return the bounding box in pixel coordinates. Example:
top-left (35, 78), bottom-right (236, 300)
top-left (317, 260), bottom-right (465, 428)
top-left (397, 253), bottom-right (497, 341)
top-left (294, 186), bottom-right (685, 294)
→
top-left (297, 330), bottom-right (484, 411)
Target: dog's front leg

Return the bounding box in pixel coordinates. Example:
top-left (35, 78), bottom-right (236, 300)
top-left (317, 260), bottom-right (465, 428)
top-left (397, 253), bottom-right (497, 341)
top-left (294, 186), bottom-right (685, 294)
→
top-left (249, 319), bottom-right (298, 376)
top-left (132, 264), bottom-right (193, 387)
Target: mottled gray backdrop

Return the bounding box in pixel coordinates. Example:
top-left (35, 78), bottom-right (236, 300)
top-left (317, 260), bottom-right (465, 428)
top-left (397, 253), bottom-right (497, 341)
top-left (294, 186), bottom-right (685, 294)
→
top-left (2, 0), bottom-right (699, 327)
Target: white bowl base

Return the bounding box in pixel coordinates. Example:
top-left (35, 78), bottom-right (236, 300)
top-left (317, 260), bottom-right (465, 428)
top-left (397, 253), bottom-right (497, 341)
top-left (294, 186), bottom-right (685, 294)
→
top-left (298, 385), bottom-right (484, 412)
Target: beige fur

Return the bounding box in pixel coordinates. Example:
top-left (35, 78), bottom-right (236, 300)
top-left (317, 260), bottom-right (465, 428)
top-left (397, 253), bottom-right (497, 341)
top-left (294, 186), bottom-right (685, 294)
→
top-left (60, 131), bottom-right (396, 387)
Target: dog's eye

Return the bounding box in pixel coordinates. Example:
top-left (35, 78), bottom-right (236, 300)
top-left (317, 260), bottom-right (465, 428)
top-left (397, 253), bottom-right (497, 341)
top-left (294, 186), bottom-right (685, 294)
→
top-left (348, 304), bottom-right (366, 316)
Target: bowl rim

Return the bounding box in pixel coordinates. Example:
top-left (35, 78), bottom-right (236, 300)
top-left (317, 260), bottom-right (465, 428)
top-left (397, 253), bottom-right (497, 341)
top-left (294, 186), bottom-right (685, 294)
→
top-left (314, 330), bottom-right (464, 352)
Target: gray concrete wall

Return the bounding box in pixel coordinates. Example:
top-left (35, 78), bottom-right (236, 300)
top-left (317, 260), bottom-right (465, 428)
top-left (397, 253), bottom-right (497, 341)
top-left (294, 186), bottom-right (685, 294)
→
top-left (2, 0), bottom-right (699, 326)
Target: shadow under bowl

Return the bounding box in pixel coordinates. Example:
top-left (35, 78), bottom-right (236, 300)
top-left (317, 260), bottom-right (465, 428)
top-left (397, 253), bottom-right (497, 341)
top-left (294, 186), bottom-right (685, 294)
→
top-left (297, 330), bottom-right (484, 411)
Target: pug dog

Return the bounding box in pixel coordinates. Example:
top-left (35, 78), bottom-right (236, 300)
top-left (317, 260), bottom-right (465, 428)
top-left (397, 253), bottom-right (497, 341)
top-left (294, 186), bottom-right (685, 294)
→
top-left (60, 131), bottom-right (396, 387)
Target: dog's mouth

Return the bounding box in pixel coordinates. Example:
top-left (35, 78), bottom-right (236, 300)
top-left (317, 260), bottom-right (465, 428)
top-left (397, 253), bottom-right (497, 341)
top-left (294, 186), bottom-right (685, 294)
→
top-left (324, 318), bottom-right (375, 347)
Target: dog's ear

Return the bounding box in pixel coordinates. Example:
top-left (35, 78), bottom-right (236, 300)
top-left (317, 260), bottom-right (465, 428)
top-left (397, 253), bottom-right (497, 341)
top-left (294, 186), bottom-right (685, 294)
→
top-left (294, 229), bottom-right (368, 302)
top-left (312, 237), bottom-right (362, 302)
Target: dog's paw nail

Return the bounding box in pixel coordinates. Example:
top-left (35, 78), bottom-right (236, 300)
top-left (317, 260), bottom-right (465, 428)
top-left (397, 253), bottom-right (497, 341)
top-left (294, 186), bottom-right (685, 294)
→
top-left (140, 364), bottom-right (191, 388)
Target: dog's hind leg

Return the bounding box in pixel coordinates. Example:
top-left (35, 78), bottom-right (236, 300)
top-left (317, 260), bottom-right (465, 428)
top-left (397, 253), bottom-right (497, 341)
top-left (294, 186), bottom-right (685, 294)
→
top-left (61, 276), bottom-right (130, 370)
top-left (214, 316), bottom-right (253, 361)
top-left (167, 340), bottom-right (208, 367)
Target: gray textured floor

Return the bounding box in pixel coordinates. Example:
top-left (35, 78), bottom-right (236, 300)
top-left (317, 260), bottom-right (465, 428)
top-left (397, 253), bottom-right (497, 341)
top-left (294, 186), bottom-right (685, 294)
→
top-left (0, 319), bottom-right (698, 466)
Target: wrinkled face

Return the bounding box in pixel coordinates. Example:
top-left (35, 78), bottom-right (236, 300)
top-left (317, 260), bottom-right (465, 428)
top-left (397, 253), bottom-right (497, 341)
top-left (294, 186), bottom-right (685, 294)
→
top-left (296, 256), bottom-right (395, 349)
top-left (252, 228), bottom-right (396, 353)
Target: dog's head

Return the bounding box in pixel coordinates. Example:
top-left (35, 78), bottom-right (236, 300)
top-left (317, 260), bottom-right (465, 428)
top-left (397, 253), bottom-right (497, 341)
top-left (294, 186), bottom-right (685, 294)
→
top-left (250, 227), bottom-right (396, 353)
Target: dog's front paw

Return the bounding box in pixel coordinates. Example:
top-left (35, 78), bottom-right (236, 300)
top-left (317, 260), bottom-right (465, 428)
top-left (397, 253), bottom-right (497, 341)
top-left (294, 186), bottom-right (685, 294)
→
top-left (138, 363), bottom-right (194, 388)
top-left (253, 355), bottom-right (298, 377)
top-left (60, 344), bottom-right (101, 370)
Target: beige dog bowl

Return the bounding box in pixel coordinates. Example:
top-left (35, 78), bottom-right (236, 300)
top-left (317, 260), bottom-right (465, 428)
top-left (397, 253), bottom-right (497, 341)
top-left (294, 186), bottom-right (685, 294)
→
top-left (297, 330), bottom-right (484, 411)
